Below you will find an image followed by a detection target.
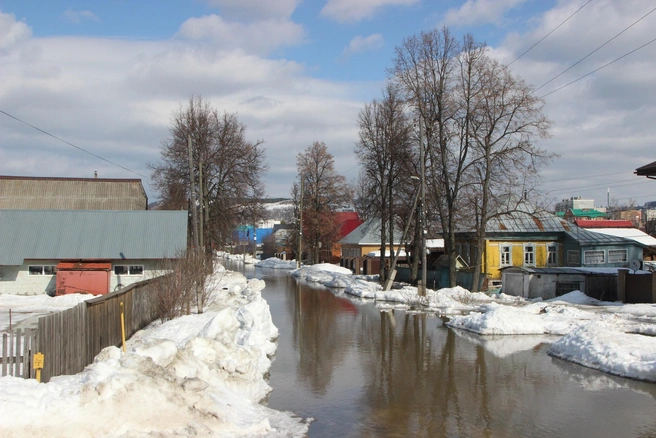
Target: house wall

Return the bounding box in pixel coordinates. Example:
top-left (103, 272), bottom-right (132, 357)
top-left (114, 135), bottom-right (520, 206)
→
top-left (486, 241), bottom-right (562, 280)
top-left (0, 259), bottom-right (164, 295)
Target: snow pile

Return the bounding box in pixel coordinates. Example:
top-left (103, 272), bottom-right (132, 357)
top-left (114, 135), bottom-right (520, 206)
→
top-left (0, 267), bottom-right (310, 437)
top-left (255, 258), bottom-right (297, 270)
top-left (548, 322), bottom-right (656, 382)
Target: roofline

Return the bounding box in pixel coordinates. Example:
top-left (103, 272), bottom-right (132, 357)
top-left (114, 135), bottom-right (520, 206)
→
top-left (0, 175), bottom-right (143, 183)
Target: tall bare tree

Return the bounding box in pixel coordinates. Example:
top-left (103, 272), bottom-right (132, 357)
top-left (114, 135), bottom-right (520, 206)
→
top-left (150, 95), bottom-right (267, 251)
top-left (390, 29), bottom-right (552, 288)
top-left (295, 141), bottom-right (351, 264)
top-left (356, 85), bottom-right (415, 282)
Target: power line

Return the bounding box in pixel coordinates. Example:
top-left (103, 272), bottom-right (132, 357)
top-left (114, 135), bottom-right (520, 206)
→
top-left (535, 5), bottom-right (656, 92)
top-left (0, 109), bottom-right (149, 179)
top-left (543, 170), bottom-right (628, 183)
top-left (540, 36), bottom-right (656, 99)
top-left (508, 0), bottom-right (592, 67)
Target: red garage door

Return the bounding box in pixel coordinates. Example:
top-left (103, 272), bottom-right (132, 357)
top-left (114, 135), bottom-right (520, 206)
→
top-left (56, 262), bottom-right (111, 296)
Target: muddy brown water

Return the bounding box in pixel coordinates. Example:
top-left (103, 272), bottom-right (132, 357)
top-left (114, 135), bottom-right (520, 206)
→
top-left (230, 262), bottom-right (656, 437)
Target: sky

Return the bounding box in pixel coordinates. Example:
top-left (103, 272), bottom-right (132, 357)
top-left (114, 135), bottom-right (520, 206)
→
top-left (1, 0), bottom-right (656, 207)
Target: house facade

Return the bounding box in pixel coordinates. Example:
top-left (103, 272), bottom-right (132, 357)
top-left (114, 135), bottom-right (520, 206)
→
top-left (457, 208), bottom-right (646, 283)
top-left (0, 210), bottom-right (187, 295)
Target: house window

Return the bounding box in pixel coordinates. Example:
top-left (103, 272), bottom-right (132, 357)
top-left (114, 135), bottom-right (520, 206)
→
top-left (567, 250), bottom-right (580, 266)
top-left (500, 245), bottom-right (512, 267)
top-left (28, 265), bottom-right (56, 275)
top-left (547, 244), bottom-right (558, 267)
top-left (584, 250), bottom-right (605, 265)
top-left (523, 244), bottom-right (535, 266)
top-left (114, 265), bottom-right (144, 276)
top-left (608, 249), bottom-right (628, 263)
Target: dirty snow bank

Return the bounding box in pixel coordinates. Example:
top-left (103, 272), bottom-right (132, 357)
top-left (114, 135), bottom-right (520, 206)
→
top-left (0, 266), bottom-right (310, 437)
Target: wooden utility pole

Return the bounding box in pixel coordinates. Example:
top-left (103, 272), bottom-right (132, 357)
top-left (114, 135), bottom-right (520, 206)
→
top-left (188, 134), bottom-right (199, 247)
top-left (419, 116), bottom-right (427, 296)
top-left (297, 176), bottom-right (304, 268)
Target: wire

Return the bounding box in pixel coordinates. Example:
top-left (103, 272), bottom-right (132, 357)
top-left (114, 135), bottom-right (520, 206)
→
top-left (508, 0), bottom-right (592, 67)
top-left (543, 170), bottom-right (628, 183)
top-left (535, 5), bottom-right (656, 92)
top-left (0, 109), bottom-right (149, 179)
top-left (540, 36), bottom-right (656, 98)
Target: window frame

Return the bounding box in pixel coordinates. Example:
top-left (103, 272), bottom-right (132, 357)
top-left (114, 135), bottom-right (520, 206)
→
top-left (583, 250), bottom-right (605, 265)
top-left (499, 244), bottom-right (512, 267)
top-left (28, 265), bottom-right (57, 276)
top-left (547, 244), bottom-right (558, 267)
top-left (523, 243), bottom-right (536, 267)
top-left (607, 249), bottom-right (628, 263)
top-left (114, 265), bottom-right (144, 276)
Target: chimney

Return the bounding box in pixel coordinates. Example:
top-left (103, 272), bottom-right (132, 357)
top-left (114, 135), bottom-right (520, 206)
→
top-left (94, 171), bottom-right (98, 179)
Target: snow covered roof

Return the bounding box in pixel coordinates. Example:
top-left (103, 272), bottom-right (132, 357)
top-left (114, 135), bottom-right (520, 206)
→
top-left (585, 228), bottom-right (656, 247)
top-left (339, 217), bottom-right (402, 246)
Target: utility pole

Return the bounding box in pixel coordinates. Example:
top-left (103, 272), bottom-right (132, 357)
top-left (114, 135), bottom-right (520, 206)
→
top-left (419, 116), bottom-right (427, 296)
top-left (199, 156), bottom-right (204, 251)
top-left (188, 134), bottom-right (199, 248)
top-left (297, 176), bottom-right (304, 269)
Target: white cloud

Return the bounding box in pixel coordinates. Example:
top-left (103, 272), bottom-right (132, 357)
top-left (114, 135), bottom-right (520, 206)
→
top-left (443, 0), bottom-right (525, 27)
top-left (0, 11), bottom-right (31, 53)
top-left (62, 9), bottom-right (99, 24)
top-left (321, 0), bottom-right (419, 23)
top-left (203, 0), bottom-right (300, 20)
top-left (176, 14), bottom-right (305, 55)
top-left (0, 12), bottom-right (365, 199)
top-left (342, 34), bottom-right (384, 56)
top-left (492, 0), bottom-right (656, 206)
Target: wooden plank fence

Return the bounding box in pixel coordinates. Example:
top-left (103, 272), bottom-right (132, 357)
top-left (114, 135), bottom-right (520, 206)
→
top-left (2, 275), bottom-right (167, 383)
top-left (1, 328), bottom-right (38, 378)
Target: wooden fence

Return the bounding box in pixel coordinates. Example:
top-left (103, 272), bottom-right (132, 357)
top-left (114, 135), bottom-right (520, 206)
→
top-left (1, 328), bottom-right (38, 378)
top-left (0, 275), bottom-right (166, 383)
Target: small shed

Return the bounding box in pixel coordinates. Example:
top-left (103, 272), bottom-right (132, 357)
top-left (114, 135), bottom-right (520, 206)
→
top-left (501, 266), bottom-right (618, 301)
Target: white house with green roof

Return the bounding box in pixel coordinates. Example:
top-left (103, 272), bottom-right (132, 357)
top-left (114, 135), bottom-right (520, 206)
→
top-left (0, 210), bottom-right (187, 295)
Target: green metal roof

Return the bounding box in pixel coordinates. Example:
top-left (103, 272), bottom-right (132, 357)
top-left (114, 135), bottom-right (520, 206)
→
top-left (569, 208), bottom-right (606, 218)
top-left (0, 210), bottom-right (188, 265)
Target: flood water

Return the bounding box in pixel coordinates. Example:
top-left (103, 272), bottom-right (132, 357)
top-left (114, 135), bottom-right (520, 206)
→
top-left (233, 263), bottom-right (656, 437)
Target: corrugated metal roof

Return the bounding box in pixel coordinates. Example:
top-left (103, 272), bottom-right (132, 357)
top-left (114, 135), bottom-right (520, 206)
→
top-left (0, 176), bottom-right (147, 210)
top-left (0, 210), bottom-right (187, 265)
top-left (339, 217), bottom-right (403, 245)
top-left (486, 209), bottom-right (638, 247)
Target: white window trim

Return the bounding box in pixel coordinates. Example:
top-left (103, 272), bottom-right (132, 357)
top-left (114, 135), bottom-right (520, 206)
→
top-left (500, 244), bottom-right (512, 267)
top-left (608, 249), bottom-right (628, 263)
top-left (583, 250), bottom-right (605, 265)
top-left (114, 265), bottom-right (145, 276)
top-left (523, 243), bottom-right (536, 267)
top-left (28, 265), bottom-right (56, 276)
top-left (547, 244), bottom-right (558, 267)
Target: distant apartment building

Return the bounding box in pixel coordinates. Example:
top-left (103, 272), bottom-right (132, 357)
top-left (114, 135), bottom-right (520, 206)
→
top-left (554, 196), bottom-right (595, 213)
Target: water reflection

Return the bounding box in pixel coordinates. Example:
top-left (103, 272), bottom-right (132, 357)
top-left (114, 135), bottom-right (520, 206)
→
top-left (233, 263), bottom-right (656, 437)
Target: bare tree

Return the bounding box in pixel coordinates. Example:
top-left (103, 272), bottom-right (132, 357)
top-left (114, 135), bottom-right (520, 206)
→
top-left (464, 42), bottom-right (553, 291)
top-left (390, 29), bottom-right (552, 289)
top-left (150, 95), bottom-right (267, 251)
top-left (295, 142), bottom-right (351, 264)
top-left (390, 27), bottom-right (464, 287)
top-left (355, 85), bottom-right (415, 282)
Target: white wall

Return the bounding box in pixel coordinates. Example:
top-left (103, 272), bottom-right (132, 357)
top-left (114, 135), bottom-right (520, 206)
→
top-left (0, 259), bottom-right (165, 296)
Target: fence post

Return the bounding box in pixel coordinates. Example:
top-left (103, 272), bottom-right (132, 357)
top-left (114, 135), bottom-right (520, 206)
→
top-left (617, 269), bottom-right (628, 303)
